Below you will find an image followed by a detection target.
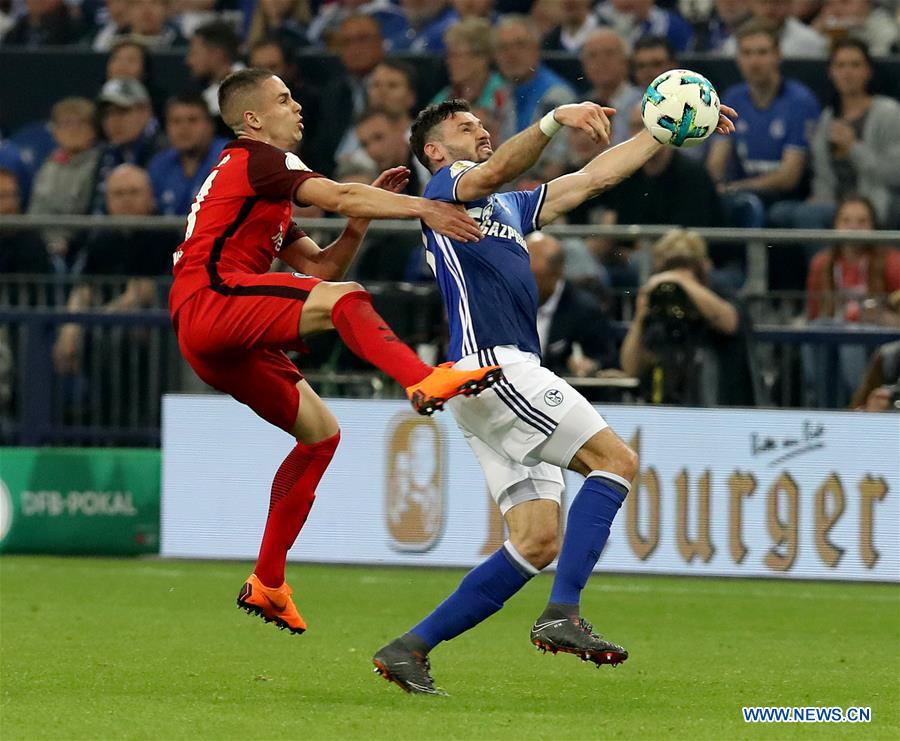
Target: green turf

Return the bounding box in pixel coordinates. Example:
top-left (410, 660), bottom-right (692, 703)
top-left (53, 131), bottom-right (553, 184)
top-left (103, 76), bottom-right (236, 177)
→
top-left (1, 557), bottom-right (898, 740)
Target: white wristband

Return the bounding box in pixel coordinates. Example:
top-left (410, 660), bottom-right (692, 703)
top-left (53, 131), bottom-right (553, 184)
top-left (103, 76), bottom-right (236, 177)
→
top-left (539, 109), bottom-right (562, 138)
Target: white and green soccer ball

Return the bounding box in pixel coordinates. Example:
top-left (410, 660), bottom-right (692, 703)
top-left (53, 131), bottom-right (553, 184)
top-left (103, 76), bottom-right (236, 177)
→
top-left (641, 69), bottom-right (720, 148)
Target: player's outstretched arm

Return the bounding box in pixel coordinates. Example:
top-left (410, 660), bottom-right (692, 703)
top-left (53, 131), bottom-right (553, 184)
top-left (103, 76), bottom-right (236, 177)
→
top-left (538, 105), bottom-right (738, 226)
top-left (280, 167), bottom-right (410, 280)
top-left (295, 176), bottom-right (483, 242)
top-left (455, 103), bottom-right (616, 202)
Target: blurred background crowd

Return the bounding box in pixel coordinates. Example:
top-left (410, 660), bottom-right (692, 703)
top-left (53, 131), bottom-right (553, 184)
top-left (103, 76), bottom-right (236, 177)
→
top-left (1, 0), bottom-right (899, 436)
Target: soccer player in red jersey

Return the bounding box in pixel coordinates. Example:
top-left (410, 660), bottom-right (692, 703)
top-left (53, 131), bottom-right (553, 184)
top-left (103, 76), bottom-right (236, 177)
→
top-left (169, 68), bottom-right (502, 634)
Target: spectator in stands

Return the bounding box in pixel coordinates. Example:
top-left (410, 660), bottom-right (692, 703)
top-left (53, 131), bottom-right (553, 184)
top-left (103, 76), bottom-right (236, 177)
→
top-left (186, 20), bottom-right (243, 117)
top-left (803, 195), bottom-right (900, 405)
top-left (707, 22), bottom-right (821, 222)
top-left (306, 13), bottom-right (385, 174)
top-left (527, 231), bottom-right (615, 377)
top-left (246, 0), bottom-right (311, 51)
top-left (528, 0), bottom-right (563, 39)
top-left (580, 28), bottom-right (642, 146)
top-left (390, 0), bottom-right (456, 51)
top-left (89, 78), bottom-right (167, 214)
top-left (27, 97), bottom-right (100, 267)
top-left (493, 14), bottom-right (576, 143)
top-left (249, 38), bottom-right (321, 147)
top-left (54, 164), bottom-right (179, 375)
top-left (105, 38), bottom-right (167, 117)
top-left (428, 17), bottom-right (505, 118)
top-left (620, 229), bottom-right (755, 406)
top-left (353, 109), bottom-right (429, 194)
top-left (90, 0), bottom-right (131, 51)
top-left (807, 195), bottom-right (900, 323)
top-left (1, 0), bottom-right (81, 46)
top-left (721, 0), bottom-right (828, 58)
top-left (543, 0), bottom-right (601, 53)
top-left (0, 166), bottom-right (51, 273)
top-left (689, 0), bottom-right (752, 53)
top-left (772, 39), bottom-right (900, 232)
top-left (367, 59), bottom-right (418, 128)
top-left (596, 0), bottom-right (694, 53)
top-left (147, 94), bottom-right (226, 215)
top-left (631, 34), bottom-right (677, 90)
top-left (306, 0), bottom-right (407, 49)
top-left (851, 338), bottom-right (900, 411)
top-left (813, 0), bottom-right (898, 57)
top-left (127, 0), bottom-right (187, 48)
top-left (0, 137), bottom-right (31, 204)
top-left (106, 38), bottom-right (149, 80)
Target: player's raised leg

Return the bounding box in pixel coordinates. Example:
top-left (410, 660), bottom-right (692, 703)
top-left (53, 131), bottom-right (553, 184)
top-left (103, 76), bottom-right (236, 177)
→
top-left (373, 493), bottom-right (560, 694)
top-left (237, 378), bottom-right (340, 634)
top-left (531, 428), bottom-right (637, 666)
top-left (299, 281), bottom-right (503, 415)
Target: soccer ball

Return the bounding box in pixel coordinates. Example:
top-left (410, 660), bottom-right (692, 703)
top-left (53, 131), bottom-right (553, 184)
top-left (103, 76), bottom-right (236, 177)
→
top-left (641, 69), bottom-right (720, 148)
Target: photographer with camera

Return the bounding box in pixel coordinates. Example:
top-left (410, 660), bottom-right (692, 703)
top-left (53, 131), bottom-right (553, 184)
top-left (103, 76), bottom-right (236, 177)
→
top-left (620, 229), bottom-right (756, 406)
top-left (851, 338), bottom-right (900, 413)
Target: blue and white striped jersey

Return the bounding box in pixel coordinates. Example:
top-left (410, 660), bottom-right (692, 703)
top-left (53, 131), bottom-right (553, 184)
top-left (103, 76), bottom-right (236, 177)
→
top-left (421, 160), bottom-right (547, 361)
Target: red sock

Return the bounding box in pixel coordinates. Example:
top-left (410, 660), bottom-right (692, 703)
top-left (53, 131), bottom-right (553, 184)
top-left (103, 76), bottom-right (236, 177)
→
top-left (254, 432), bottom-right (340, 588)
top-left (331, 291), bottom-right (431, 388)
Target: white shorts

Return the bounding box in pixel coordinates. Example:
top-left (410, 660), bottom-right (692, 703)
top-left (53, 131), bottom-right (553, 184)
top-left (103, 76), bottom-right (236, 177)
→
top-left (448, 346), bottom-right (608, 515)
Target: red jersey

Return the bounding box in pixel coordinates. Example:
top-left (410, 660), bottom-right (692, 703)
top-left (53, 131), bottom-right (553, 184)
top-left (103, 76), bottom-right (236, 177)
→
top-left (169, 138), bottom-right (323, 315)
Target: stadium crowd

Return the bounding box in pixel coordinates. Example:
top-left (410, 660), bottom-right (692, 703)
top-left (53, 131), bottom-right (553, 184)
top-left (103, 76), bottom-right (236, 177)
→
top-left (1, 0), bottom-right (899, 410)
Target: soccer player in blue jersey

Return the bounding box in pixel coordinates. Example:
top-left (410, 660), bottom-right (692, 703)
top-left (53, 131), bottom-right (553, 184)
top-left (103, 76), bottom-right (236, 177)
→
top-left (373, 97), bottom-right (737, 694)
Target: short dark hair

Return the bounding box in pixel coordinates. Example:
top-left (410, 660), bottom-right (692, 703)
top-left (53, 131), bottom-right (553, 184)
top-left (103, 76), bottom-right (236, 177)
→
top-left (410, 99), bottom-right (471, 171)
top-left (633, 35), bottom-right (676, 59)
top-left (165, 92), bottom-right (211, 118)
top-left (375, 58), bottom-right (417, 92)
top-left (830, 37), bottom-right (873, 67)
top-left (218, 67), bottom-right (275, 132)
top-left (735, 19), bottom-right (780, 49)
top-left (194, 20), bottom-right (241, 62)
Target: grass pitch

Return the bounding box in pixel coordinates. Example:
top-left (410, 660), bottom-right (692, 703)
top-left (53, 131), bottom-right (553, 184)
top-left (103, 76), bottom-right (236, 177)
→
top-left (1, 557), bottom-right (898, 740)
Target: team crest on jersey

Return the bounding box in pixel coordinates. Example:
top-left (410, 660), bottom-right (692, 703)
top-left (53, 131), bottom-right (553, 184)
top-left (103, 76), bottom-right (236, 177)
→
top-left (544, 389), bottom-right (564, 407)
top-left (284, 152), bottom-right (309, 171)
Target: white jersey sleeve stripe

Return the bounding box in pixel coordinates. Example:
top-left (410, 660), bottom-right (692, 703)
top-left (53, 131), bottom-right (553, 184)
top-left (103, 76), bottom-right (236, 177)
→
top-left (531, 183), bottom-right (548, 232)
top-left (432, 231), bottom-right (478, 355)
top-left (437, 234), bottom-right (480, 354)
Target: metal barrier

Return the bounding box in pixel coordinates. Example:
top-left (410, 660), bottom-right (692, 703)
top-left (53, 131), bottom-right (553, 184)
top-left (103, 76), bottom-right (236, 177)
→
top-left (4, 216), bottom-right (900, 293)
top-left (2, 300), bottom-right (898, 445)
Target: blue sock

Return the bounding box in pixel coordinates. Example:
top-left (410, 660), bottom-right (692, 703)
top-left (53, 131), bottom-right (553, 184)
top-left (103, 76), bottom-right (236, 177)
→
top-left (410, 541), bottom-right (536, 650)
top-left (549, 472), bottom-right (629, 608)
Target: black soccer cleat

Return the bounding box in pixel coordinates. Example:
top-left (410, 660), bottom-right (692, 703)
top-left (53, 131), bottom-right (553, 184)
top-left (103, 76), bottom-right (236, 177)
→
top-left (530, 615), bottom-right (628, 667)
top-left (372, 639), bottom-right (446, 695)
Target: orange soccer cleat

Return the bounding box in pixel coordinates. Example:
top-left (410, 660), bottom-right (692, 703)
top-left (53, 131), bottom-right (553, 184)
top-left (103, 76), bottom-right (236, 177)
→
top-left (236, 574), bottom-right (307, 634)
top-left (405, 363), bottom-right (504, 415)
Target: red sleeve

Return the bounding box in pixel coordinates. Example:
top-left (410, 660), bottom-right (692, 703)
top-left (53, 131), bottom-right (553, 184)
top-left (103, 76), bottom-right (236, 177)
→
top-left (286, 220), bottom-right (307, 244)
top-left (245, 143), bottom-right (324, 201)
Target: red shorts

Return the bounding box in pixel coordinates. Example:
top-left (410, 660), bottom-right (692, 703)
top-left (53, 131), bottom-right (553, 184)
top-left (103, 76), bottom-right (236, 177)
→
top-left (172, 271), bottom-right (322, 432)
